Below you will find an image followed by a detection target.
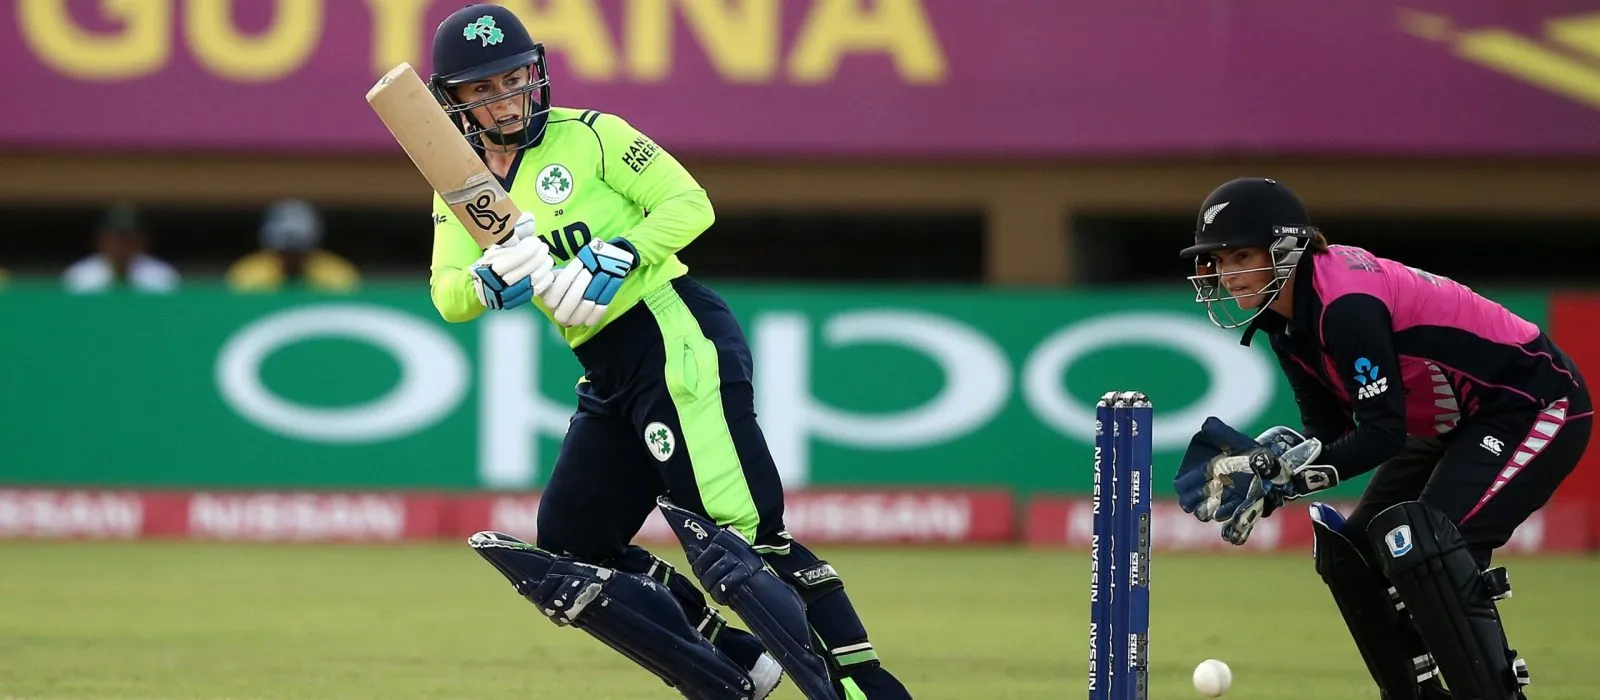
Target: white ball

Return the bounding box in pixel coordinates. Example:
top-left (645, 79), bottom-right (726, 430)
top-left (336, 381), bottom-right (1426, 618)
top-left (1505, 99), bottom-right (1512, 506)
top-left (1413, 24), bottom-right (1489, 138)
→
top-left (1192, 659), bottom-right (1232, 697)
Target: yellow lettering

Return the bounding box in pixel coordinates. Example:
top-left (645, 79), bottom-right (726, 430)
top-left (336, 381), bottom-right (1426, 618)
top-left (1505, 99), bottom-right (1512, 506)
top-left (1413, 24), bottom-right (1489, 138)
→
top-left (788, 0), bottom-right (947, 85)
top-left (499, 0), bottom-right (617, 81)
top-left (1456, 29), bottom-right (1600, 110)
top-left (1548, 13), bottom-right (1600, 62)
top-left (628, 0), bottom-right (778, 83)
top-left (1401, 11), bottom-right (1600, 112)
top-left (186, 0), bottom-right (322, 82)
top-left (1396, 9), bottom-right (1454, 42)
top-left (18, 0), bottom-right (170, 80)
top-left (366, 0), bottom-right (434, 76)
top-left (626, 0), bottom-right (672, 82)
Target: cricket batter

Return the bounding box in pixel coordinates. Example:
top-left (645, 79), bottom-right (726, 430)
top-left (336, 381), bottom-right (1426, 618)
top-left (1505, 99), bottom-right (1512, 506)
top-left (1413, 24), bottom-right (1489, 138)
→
top-left (422, 6), bottom-right (913, 700)
top-left (1172, 177), bottom-right (1592, 699)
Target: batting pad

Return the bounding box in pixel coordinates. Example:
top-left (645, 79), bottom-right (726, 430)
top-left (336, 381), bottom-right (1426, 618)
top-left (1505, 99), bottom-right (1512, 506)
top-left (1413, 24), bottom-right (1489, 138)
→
top-left (468, 531), bottom-right (757, 700)
top-left (659, 497), bottom-right (842, 700)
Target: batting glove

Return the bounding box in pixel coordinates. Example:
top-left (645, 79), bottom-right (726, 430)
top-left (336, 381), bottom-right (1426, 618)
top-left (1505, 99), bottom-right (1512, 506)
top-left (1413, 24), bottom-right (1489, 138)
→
top-left (540, 237), bottom-right (637, 327)
top-left (471, 213), bottom-right (554, 311)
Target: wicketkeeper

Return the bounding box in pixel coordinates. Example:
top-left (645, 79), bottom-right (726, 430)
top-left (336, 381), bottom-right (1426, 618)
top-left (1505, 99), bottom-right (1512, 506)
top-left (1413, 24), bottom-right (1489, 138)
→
top-left (1172, 178), bottom-right (1593, 699)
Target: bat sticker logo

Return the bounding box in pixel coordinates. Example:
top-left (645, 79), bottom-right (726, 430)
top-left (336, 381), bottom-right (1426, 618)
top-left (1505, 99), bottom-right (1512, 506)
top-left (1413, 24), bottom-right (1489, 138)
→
top-left (464, 191), bottom-right (510, 237)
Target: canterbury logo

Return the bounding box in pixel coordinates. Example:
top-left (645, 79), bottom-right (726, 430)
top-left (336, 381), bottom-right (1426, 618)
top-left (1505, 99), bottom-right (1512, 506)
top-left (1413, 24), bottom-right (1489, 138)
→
top-left (1203, 202), bottom-right (1229, 226)
top-left (1481, 436), bottom-right (1504, 455)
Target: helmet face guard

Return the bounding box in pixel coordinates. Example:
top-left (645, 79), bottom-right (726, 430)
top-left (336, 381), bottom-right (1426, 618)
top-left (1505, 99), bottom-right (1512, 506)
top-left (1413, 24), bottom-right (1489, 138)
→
top-left (1188, 227), bottom-right (1314, 329)
top-left (1178, 177), bottom-right (1318, 331)
top-left (430, 46), bottom-right (551, 152)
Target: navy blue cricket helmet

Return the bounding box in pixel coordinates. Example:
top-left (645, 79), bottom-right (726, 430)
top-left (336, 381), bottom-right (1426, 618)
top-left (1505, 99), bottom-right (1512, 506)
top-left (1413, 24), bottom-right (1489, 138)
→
top-left (1181, 177), bottom-right (1319, 331)
top-left (430, 4), bottom-right (551, 151)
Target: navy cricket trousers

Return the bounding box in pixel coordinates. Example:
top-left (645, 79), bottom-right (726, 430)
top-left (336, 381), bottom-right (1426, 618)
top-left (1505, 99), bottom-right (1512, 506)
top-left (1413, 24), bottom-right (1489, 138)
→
top-left (534, 275), bottom-right (790, 563)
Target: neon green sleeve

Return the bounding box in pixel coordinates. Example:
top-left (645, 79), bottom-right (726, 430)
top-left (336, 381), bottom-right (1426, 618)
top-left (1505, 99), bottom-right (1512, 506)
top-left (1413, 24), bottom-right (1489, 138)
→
top-left (429, 195), bottom-right (488, 323)
top-left (591, 113), bottom-right (715, 266)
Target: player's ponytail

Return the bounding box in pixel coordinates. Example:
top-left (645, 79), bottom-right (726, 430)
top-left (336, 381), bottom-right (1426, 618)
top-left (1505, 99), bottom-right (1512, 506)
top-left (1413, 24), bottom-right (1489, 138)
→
top-left (1306, 229), bottom-right (1330, 254)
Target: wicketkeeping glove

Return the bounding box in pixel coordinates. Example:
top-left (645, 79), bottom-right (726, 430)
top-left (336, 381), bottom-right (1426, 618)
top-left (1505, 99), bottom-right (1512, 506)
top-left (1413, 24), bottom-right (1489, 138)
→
top-left (1221, 433), bottom-right (1337, 545)
top-left (1174, 419), bottom-right (1339, 546)
top-left (1175, 417), bottom-right (1266, 521)
top-left (1251, 425), bottom-right (1340, 503)
top-left (540, 237), bottom-right (637, 327)
top-left (471, 213), bottom-right (554, 311)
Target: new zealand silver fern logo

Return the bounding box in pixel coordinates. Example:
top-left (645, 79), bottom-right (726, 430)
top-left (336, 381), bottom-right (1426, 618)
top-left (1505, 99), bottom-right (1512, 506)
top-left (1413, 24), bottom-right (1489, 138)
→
top-left (1202, 201), bottom-right (1230, 227)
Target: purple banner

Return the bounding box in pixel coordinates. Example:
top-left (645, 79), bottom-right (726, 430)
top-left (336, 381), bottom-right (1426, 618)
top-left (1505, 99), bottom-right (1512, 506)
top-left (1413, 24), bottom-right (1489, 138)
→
top-left (2, 1), bottom-right (1597, 157)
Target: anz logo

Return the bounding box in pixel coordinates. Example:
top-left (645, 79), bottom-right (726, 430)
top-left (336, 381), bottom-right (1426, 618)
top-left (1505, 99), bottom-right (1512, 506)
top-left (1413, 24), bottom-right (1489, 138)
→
top-left (1354, 357), bottom-right (1389, 400)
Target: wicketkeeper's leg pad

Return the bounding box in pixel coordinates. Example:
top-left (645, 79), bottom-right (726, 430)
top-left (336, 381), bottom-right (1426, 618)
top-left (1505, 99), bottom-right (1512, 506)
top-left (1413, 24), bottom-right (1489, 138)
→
top-left (1368, 502), bottom-right (1531, 700)
top-left (1311, 503), bottom-right (1443, 699)
top-left (468, 531), bottom-right (756, 700)
top-left (659, 497), bottom-right (840, 700)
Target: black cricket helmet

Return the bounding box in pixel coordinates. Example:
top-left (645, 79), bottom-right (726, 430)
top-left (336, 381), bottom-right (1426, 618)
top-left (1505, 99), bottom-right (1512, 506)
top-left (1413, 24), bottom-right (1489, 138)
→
top-left (1181, 177), bottom-right (1319, 329)
top-left (429, 4), bottom-right (550, 151)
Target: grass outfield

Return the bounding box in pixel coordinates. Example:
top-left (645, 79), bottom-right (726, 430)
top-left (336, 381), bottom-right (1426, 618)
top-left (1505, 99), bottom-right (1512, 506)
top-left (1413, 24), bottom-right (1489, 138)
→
top-left (2, 542), bottom-right (1597, 699)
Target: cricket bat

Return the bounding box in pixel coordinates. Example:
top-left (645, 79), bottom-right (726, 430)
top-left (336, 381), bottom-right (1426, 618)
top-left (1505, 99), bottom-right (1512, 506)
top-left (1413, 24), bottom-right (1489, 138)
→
top-left (366, 62), bottom-right (521, 249)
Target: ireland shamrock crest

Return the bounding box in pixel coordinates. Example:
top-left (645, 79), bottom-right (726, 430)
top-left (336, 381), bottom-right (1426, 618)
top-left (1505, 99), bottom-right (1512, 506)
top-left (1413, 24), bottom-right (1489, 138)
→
top-left (644, 422), bottom-right (676, 462)
top-left (536, 164), bottom-right (574, 204)
top-left (463, 16), bottom-right (504, 47)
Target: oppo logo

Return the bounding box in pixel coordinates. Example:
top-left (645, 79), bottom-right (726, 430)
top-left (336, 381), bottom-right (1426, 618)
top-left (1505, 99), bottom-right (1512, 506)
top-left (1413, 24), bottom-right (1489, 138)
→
top-left (217, 306), bottom-right (1276, 488)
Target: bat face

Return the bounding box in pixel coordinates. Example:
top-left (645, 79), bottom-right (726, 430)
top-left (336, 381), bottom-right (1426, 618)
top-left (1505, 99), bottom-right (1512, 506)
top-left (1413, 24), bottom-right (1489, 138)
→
top-left (365, 62), bottom-right (523, 249)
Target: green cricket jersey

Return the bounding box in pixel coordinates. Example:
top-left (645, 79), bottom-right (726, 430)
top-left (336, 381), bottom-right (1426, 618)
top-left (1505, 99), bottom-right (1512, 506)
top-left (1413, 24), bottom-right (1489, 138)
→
top-left (429, 107), bottom-right (713, 348)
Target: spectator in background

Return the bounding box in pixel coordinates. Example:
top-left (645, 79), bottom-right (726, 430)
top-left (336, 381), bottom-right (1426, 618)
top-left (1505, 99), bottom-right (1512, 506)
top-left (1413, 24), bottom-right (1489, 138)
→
top-left (227, 199), bottom-right (360, 293)
top-left (63, 202), bottom-right (180, 294)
